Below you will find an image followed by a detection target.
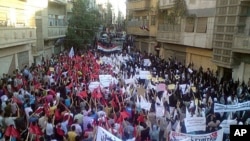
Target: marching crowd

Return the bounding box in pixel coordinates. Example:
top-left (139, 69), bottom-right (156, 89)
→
top-left (0, 47), bottom-right (250, 141)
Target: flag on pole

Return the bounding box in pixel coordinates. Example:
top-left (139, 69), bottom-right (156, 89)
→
top-left (69, 47), bottom-right (74, 58)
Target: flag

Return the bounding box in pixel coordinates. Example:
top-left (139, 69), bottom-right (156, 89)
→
top-left (69, 47), bottom-right (74, 58)
top-left (4, 125), bottom-right (20, 138)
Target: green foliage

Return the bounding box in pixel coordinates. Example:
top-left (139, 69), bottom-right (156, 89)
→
top-left (165, 0), bottom-right (187, 24)
top-left (65, 0), bottom-right (101, 50)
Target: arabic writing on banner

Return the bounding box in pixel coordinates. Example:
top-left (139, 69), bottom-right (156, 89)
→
top-left (99, 75), bottom-right (113, 87)
top-left (219, 120), bottom-right (237, 134)
top-left (214, 101), bottom-right (250, 113)
top-left (169, 129), bottom-right (223, 141)
top-left (184, 117), bottom-right (206, 133)
top-left (96, 126), bottom-right (122, 141)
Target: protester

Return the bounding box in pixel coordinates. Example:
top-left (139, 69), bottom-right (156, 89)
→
top-left (0, 44), bottom-right (249, 141)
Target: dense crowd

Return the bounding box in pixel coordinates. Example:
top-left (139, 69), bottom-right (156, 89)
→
top-left (0, 47), bottom-right (249, 141)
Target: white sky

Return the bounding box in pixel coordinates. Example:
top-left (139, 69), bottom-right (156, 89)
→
top-left (96, 0), bottom-right (126, 17)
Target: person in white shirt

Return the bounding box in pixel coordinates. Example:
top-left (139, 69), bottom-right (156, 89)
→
top-left (24, 103), bottom-right (33, 120)
top-left (71, 119), bottom-right (82, 136)
top-left (45, 118), bottom-right (54, 140)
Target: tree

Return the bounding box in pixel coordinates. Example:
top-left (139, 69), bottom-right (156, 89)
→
top-left (65, 0), bottom-right (101, 50)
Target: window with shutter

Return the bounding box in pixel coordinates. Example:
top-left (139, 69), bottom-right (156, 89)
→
top-left (196, 17), bottom-right (207, 33)
top-left (185, 17), bottom-right (195, 32)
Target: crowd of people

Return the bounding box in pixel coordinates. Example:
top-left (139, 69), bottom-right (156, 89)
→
top-left (0, 47), bottom-right (250, 141)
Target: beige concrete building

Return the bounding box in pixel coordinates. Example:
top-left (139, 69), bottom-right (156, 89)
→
top-left (33, 0), bottom-right (68, 65)
top-left (126, 0), bottom-right (158, 55)
top-left (157, 0), bottom-right (217, 71)
top-left (0, 0), bottom-right (45, 75)
top-left (212, 0), bottom-right (250, 82)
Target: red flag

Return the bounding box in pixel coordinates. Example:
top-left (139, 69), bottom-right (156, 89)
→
top-left (34, 107), bottom-right (44, 115)
top-left (12, 97), bottom-right (22, 105)
top-left (48, 89), bottom-right (56, 96)
top-left (78, 91), bottom-right (87, 98)
top-left (29, 124), bottom-right (43, 135)
top-left (4, 125), bottom-right (20, 138)
top-left (92, 87), bottom-right (102, 99)
top-left (120, 111), bottom-right (130, 119)
top-left (133, 125), bottom-right (137, 137)
top-left (137, 115), bottom-right (144, 123)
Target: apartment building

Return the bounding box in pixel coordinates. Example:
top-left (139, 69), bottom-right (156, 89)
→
top-left (126, 0), bottom-right (158, 54)
top-left (33, 0), bottom-right (68, 64)
top-left (0, 0), bottom-right (42, 75)
top-left (212, 0), bottom-right (250, 82)
top-left (156, 0), bottom-right (217, 71)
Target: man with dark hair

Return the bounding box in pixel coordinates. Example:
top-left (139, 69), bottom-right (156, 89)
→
top-left (67, 125), bottom-right (77, 141)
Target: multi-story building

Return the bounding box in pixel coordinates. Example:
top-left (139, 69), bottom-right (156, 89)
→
top-left (0, 0), bottom-right (44, 75)
top-left (126, 0), bottom-right (158, 54)
top-left (33, 0), bottom-right (67, 64)
top-left (212, 0), bottom-right (250, 82)
top-left (156, 0), bottom-right (217, 71)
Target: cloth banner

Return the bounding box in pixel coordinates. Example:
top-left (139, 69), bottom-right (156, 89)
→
top-left (88, 81), bottom-right (100, 92)
top-left (169, 129), bottom-right (223, 141)
top-left (125, 78), bottom-right (134, 84)
top-left (99, 75), bottom-right (112, 87)
top-left (97, 43), bottom-right (121, 52)
top-left (219, 120), bottom-right (237, 134)
top-left (139, 71), bottom-right (151, 79)
top-left (96, 126), bottom-right (122, 141)
top-left (143, 59), bottom-right (151, 66)
top-left (214, 101), bottom-right (250, 112)
top-left (184, 117), bottom-right (206, 133)
top-left (156, 83), bottom-right (166, 92)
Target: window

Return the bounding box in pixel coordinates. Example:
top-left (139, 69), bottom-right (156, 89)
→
top-left (196, 17), bottom-right (207, 33)
top-left (185, 17), bottom-right (195, 32)
top-left (151, 15), bottom-right (155, 25)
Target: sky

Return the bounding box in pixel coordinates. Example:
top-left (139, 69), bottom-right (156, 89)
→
top-left (96, 0), bottom-right (126, 17)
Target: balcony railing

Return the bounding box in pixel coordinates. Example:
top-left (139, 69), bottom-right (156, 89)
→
top-left (0, 27), bottom-right (36, 49)
top-left (157, 24), bottom-right (181, 43)
top-left (127, 0), bottom-right (151, 11)
top-left (159, 0), bottom-right (175, 9)
top-left (127, 20), bottom-right (150, 36)
top-left (232, 35), bottom-right (250, 53)
top-left (47, 26), bottom-right (67, 39)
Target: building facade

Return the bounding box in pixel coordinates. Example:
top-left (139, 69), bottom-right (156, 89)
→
top-left (156, 0), bottom-right (217, 71)
top-left (33, 0), bottom-right (68, 65)
top-left (126, 0), bottom-right (158, 55)
top-left (212, 0), bottom-right (250, 82)
top-left (0, 0), bottom-right (44, 75)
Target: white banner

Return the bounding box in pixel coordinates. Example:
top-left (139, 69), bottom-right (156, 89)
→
top-left (88, 81), bottom-right (100, 92)
top-left (214, 101), bottom-right (250, 112)
top-left (97, 44), bottom-right (122, 52)
top-left (219, 120), bottom-right (237, 134)
top-left (96, 126), bottom-right (122, 141)
top-left (184, 117), bottom-right (206, 133)
top-left (99, 75), bottom-right (113, 87)
top-left (155, 104), bottom-right (165, 117)
top-left (169, 129), bottom-right (224, 141)
top-left (139, 70), bottom-right (151, 79)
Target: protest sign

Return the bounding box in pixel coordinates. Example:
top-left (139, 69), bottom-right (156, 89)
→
top-left (214, 101), bottom-right (250, 112)
top-left (49, 67), bottom-right (54, 72)
top-left (136, 87), bottom-right (146, 96)
top-left (184, 117), bottom-right (206, 133)
top-left (169, 129), bottom-right (223, 141)
top-left (99, 75), bottom-right (112, 87)
top-left (168, 84), bottom-right (175, 90)
top-left (156, 83), bottom-right (166, 92)
top-left (140, 95), bottom-right (151, 111)
top-left (179, 84), bottom-right (189, 95)
top-left (220, 120), bottom-right (237, 134)
top-left (155, 104), bottom-right (164, 117)
top-left (143, 59), bottom-right (151, 66)
top-left (125, 78), bottom-right (134, 84)
top-left (96, 126), bottom-right (122, 141)
top-left (139, 71), bottom-right (151, 79)
top-left (88, 81), bottom-right (100, 92)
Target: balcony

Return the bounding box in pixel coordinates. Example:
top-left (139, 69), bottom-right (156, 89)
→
top-left (0, 27), bottom-right (36, 49)
top-left (232, 35), bottom-right (250, 54)
top-left (156, 24), bottom-right (181, 43)
top-left (47, 26), bottom-right (67, 39)
top-left (127, 20), bottom-right (150, 36)
top-left (159, 0), bottom-right (175, 9)
top-left (127, 0), bottom-right (151, 11)
top-left (49, 0), bottom-right (67, 5)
